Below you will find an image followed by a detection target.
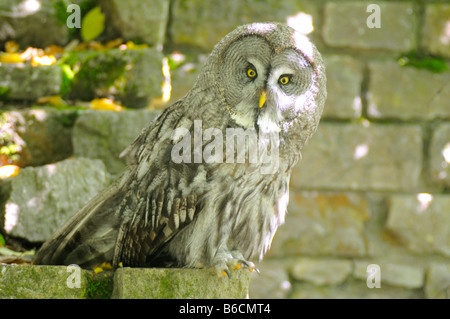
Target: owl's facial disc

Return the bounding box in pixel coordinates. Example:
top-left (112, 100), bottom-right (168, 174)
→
top-left (218, 36), bottom-right (272, 128)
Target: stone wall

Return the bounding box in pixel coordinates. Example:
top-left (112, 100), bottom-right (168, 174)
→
top-left (0, 0), bottom-right (449, 299)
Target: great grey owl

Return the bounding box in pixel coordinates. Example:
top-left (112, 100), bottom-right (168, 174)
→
top-left (34, 23), bottom-right (326, 275)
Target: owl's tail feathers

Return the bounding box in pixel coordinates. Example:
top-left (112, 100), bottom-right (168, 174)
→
top-left (33, 181), bottom-right (123, 269)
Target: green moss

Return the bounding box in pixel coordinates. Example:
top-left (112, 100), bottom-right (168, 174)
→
top-left (83, 272), bottom-right (113, 299)
top-left (0, 86), bottom-right (10, 100)
top-left (398, 52), bottom-right (448, 73)
top-left (61, 49), bottom-right (129, 100)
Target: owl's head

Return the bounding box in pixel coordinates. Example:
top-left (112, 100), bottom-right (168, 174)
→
top-left (200, 23), bottom-right (326, 141)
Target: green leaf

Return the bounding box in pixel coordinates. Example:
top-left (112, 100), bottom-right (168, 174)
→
top-left (0, 234), bottom-right (5, 247)
top-left (81, 6), bottom-right (105, 42)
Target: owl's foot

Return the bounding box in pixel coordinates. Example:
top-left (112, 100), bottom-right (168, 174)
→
top-left (213, 250), bottom-right (259, 278)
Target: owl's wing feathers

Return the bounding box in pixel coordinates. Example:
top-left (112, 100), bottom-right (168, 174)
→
top-left (35, 101), bottom-right (204, 268)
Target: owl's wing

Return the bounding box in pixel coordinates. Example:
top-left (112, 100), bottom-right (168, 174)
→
top-left (112, 99), bottom-right (204, 266)
top-left (34, 100), bottom-right (204, 268)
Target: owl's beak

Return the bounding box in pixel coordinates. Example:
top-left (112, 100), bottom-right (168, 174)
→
top-left (259, 90), bottom-right (267, 108)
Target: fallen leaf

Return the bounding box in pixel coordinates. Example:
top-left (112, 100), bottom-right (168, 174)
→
top-left (90, 98), bottom-right (123, 111)
top-left (5, 40), bottom-right (19, 53)
top-left (0, 165), bottom-right (20, 179)
top-left (31, 55), bottom-right (57, 66)
top-left (0, 52), bottom-right (24, 63)
top-left (37, 95), bottom-right (66, 106)
top-left (94, 267), bottom-right (104, 274)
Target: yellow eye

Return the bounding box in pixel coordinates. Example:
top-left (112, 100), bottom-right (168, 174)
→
top-left (247, 68), bottom-right (257, 78)
top-left (279, 76), bottom-right (290, 85)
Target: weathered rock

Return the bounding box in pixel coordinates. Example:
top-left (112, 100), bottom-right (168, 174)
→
top-left (2, 157), bottom-right (110, 242)
top-left (290, 279), bottom-right (423, 299)
top-left (100, 0), bottom-right (169, 46)
top-left (423, 4), bottom-right (450, 58)
top-left (269, 191), bottom-right (370, 257)
top-left (322, 55), bottom-right (363, 119)
top-left (112, 267), bottom-right (249, 299)
top-left (290, 123), bottom-right (423, 191)
top-left (429, 123), bottom-right (450, 188)
top-left (425, 263), bottom-right (450, 299)
top-left (323, 2), bottom-right (415, 51)
top-left (0, 107), bottom-right (76, 167)
top-left (367, 61), bottom-right (450, 120)
top-left (249, 259), bottom-right (292, 299)
top-left (66, 48), bottom-right (164, 108)
top-left (170, 0), bottom-right (321, 50)
top-left (0, 265), bottom-right (90, 299)
top-left (353, 260), bottom-right (424, 289)
top-left (72, 109), bottom-right (160, 175)
top-left (386, 194), bottom-right (450, 257)
top-left (289, 258), bottom-right (353, 286)
top-left (0, 64), bottom-right (62, 100)
top-left (0, 0), bottom-right (69, 48)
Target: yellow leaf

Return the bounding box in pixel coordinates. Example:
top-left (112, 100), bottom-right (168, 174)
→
top-left (0, 165), bottom-right (20, 179)
top-left (88, 41), bottom-right (104, 51)
top-left (81, 6), bottom-right (105, 42)
top-left (5, 40), bottom-right (19, 53)
top-left (37, 95), bottom-right (66, 107)
top-left (94, 267), bottom-right (103, 274)
top-left (90, 98), bottom-right (123, 111)
top-left (0, 53), bottom-right (24, 63)
top-left (123, 41), bottom-right (148, 50)
top-left (31, 55), bottom-right (57, 66)
top-left (105, 38), bottom-right (123, 49)
top-left (44, 44), bottom-right (65, 56)
top-left (100, 262), bottom-right (113, 270)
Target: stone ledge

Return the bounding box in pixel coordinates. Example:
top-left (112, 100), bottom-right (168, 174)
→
top-left (0, 265), bottom-right (90, 299)
top-left (0, 265), bottom-right (249, 299)
top-left (112, 267), bottom-right (249, 299)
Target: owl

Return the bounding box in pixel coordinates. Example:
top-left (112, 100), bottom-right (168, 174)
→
top-left (34, 23), bottom-right (326, 276)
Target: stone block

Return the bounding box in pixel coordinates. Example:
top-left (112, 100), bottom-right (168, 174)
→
top-left (353, 260), bottom-right (424, 289)
top-left (0, 107), bottom-right (76, 167)
top-left (170, 0), bottom-right (321, 50)
top-left (269, 191), bottom-right (370, 257)
top-left (111, 267), bottom-right (249, 299)
top-left (425, 263), bottom-right (450, 299)
top-left (249, 259), bottom-right (292, 299)
top-left (0, 265), bottom-right (90, 299)
top-left (386, 194), bottom-right (450, 257)
top-left (0, 64), bottom-right (62, 100)
top-left (100, 0), bottom-right (170, 46)
top-left (289, 258), bottom-right (353, 286)
top-left (423, 4), bottom-right (450, 58)
top-left (429, 123), bottom-right (450, 187)
top-left (290, 123), bottom-right (423, 191)
top-left (322, 55), bottom-right (363, 119)
top-left (290, 279), bottom-right (423, 299)
top-left (0, 0), bottom-right (69, 48)
top-left (2, 158), bottom-right (110, 242)
top-left (367, 61), bottom-right (450, 120)
top-left (72, 109), bottom-right (160, 175)
top-left (323, 2), bottom-right (416, 51)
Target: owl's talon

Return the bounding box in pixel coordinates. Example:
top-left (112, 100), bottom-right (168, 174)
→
top-left (222, 269), bottom-right (231, 279)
